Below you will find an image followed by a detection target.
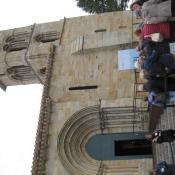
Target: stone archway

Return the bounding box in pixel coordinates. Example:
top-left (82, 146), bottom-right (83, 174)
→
top-left (57, 105), bottom-right (149, 175)
top-left (57, 105), bottom-right (101, 175)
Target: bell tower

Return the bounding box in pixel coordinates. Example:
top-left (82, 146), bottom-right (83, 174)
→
top-left (0, 21), bottom-right (62, 90)
top-left (0, 11), bottom-right (152, 175)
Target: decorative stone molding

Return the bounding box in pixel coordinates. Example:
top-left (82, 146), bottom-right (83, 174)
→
top-left (57, 105), bottom-right (101, 175)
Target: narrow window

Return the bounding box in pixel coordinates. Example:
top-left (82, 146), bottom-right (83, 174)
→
top-left (118, 26), bottom-right (127, 29)
top-left (94, 29), bottom-right (106, 33)
top-left (69, 85), bottom-right (98, 91)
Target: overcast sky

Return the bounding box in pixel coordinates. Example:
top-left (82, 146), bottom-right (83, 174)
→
top-left (0, 1), bottom-right (87, 174)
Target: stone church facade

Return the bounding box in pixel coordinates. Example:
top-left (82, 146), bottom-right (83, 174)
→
top-left (0, 11), bottom-right (152, 174)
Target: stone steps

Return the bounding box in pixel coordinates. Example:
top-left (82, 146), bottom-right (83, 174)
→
top-left (154, 107), bottom-right (175, 165)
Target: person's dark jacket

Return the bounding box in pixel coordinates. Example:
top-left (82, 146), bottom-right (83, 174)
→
top-left (143, 78), bottom-right (175, 93)
top-left (142, 50), bottom-right (175, 77)
top-left (142, 40), bottom-right (170, 57)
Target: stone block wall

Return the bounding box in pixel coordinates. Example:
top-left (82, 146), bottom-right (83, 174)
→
top-left (0, 11), bottom-right (152, 175)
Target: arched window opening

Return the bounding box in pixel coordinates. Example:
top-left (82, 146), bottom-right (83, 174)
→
top-left (5, 32), bottom-right (30, 43)
top-left (4, 32), bottom-right (30, 52)
top-left (35, 31), bottom-right (60, 43)
top-left (3, 42), bottom-right (28, 52)
top-left (7, 65), bottom-right (37, 81)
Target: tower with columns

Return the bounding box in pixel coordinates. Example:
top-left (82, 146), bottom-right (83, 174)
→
top-left (0, 11), bottom-right (152, 175)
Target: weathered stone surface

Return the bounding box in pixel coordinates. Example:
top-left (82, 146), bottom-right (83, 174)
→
top-left (0, 11), bottom-right (152, 175)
